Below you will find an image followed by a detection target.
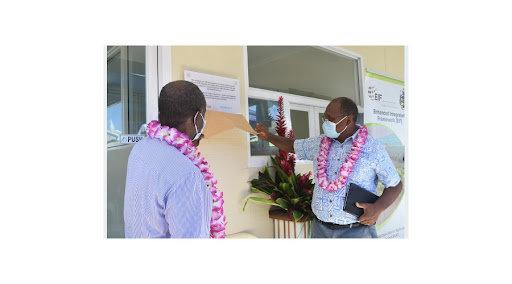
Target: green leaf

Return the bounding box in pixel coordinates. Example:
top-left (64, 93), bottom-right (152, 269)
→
top-left (280, 182), bottom-right (294, 197)
top-left (275, 162), bottom-right (290, 182)
top-left (250, 173), bottom-right (279, 195)
top-left (290, 198), bottom-right (301, 205)
top-left (288, 174), bottom-right (298, 194)
top-left (262, 163), bottom-right (274, 183)
top-left (270, 156), bottom-right (279, 166)
top-left (270, 156), bottom-right (288, 184)
top-left (254, 187), bottom-right (274, 195)
top-left (243, 197), bottom-right (278, 211)
top-left (251, 187), bottom-right (262, 193)
top-left (250, 185), bottom-right (273, 195)
top-left (293, 210), bottom-right (304, 222)
top-left (275, 198), bottom-right (289, 209)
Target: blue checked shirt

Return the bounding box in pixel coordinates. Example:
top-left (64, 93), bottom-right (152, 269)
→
top-left (124, 138), bottom-right (212, 238)
top-left (293, 127), bottom-right (401, 225)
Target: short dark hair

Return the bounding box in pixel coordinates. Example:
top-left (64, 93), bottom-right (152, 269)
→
top-left (158, 80), bottom-right (206, 127)
top-left (333, 97), bottom-right (358, 123)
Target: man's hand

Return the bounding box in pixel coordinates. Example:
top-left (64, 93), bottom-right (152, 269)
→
top-left (255, 122), bottom-right (270, 141)
top-left (356, 202), bottom-right (382, 226)
top-left (254, 122), bottom-right (295, 153)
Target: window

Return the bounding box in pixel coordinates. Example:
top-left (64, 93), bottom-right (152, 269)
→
top-left (290, 109), bottom-right (310, 139)
top-left (245, 46), bottom-right (364, 167)
top-left (248, 98), bottom-right (279, 156)
top-left (247, 46), bottom-right (363, 105)
top-left (107, 46), bottom-right (147, 147)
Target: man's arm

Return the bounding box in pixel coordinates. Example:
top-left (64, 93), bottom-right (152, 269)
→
top-left (356, 181), bottom-right (402, 226)
top-left (255, 122), bottom-right (295, 153)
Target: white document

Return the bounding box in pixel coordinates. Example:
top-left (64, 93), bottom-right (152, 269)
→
top-left (185, 70), bottom-right (241, 114)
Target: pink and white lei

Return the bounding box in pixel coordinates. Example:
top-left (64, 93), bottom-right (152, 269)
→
top-left (317, 125), bottom-right (368, 192)
top-left (146, 120), bottom-right (226, 238)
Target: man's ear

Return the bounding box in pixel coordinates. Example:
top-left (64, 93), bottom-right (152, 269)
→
top-left (187, 115), bottom-right (196, 132)
top-left (345, 115), bottom-right (353, 126)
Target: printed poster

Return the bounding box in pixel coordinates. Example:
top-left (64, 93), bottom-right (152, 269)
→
top-left (364, 69), bottom-right (407, 239)
top-left (185, 70), bottom-right (241, 114)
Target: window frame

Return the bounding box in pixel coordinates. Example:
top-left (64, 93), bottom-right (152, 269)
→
top-left (289, 103), bottom-right (321, 166)
top-left (244, 46), bottom-right (364, 168)
top-left (106, 46), bottom-right (171, 150)
top-left (107, 46), bottom-right (128, 140)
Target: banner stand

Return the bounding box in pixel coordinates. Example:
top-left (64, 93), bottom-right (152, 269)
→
top-left (363, 69), bottom-right (407, 239)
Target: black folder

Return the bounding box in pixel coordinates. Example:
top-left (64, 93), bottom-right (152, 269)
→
top-left (343, 183), bottom-right (380, 217)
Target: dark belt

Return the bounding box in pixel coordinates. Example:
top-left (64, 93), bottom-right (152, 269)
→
top-left (314, 216), bottom-right (365, 229)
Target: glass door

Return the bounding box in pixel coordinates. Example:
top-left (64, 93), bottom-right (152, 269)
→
top-left (106, 46), bottom-right (147, 148)
top-left (106, 46), bottom-right (158, 238)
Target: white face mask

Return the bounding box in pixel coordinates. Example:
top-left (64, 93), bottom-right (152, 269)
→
top-left (192, 111), bottom-right (206, 141)
top-left (322, 116), bottom-right (347, 138)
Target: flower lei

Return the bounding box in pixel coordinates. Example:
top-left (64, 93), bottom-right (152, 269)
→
top-left (146, 120), bottom-right (226, 238)
top-left (317, 124), bottom-right (368, 192)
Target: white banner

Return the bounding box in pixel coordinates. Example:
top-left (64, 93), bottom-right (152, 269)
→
top-left (364, 69), bottom-right (407, 239)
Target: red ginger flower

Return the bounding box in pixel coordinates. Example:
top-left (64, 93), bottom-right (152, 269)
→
top-left (275, 97), bottom-right (296, 172)
top-left (279, 157), bottom-right (293, 176)
top-left (275, 96), bottom-right (287, 137)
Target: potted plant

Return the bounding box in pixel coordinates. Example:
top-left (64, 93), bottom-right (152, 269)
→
top-left (244, 96), bottom-right (315, 233)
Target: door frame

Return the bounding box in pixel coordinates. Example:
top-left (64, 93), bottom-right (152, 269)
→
top-left (106, 46), bottom-right (172, 150)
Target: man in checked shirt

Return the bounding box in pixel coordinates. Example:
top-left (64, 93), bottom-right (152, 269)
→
top-left (255, 97), bottom-right (402, 238)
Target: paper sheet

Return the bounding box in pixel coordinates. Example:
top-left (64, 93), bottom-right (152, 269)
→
top-left (203, 110), bottom-right (257, 138)
top-left (185, 70), bottom-right (241, 114)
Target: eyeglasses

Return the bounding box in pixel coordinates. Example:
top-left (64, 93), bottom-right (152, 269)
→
top-left (321, 114), bottom-right (346, 123)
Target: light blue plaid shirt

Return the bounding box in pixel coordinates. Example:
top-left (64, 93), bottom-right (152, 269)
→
top-left (293, 127), bottom-right (401, 225)
top-left (124, 138), bottom-right (212, 238)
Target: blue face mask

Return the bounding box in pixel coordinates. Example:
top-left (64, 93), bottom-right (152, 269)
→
top-left (322, 116), bottom-right (347, 138)
top-left (192, 111), bottom-right (206, 141)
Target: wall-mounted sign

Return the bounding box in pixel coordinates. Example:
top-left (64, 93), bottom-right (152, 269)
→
top-left (185, 70), bottom-right (241, 114)
top-left (120, 134), bottom-right (145, 144)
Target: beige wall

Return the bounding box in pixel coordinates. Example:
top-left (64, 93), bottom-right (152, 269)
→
top-left (169, 46), bottom-right (404, 238)
top-left (341, 45), bottom-right (405, 79)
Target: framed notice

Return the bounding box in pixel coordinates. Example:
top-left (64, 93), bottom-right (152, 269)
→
top-left (185, 70), bottom-right (241, 114)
